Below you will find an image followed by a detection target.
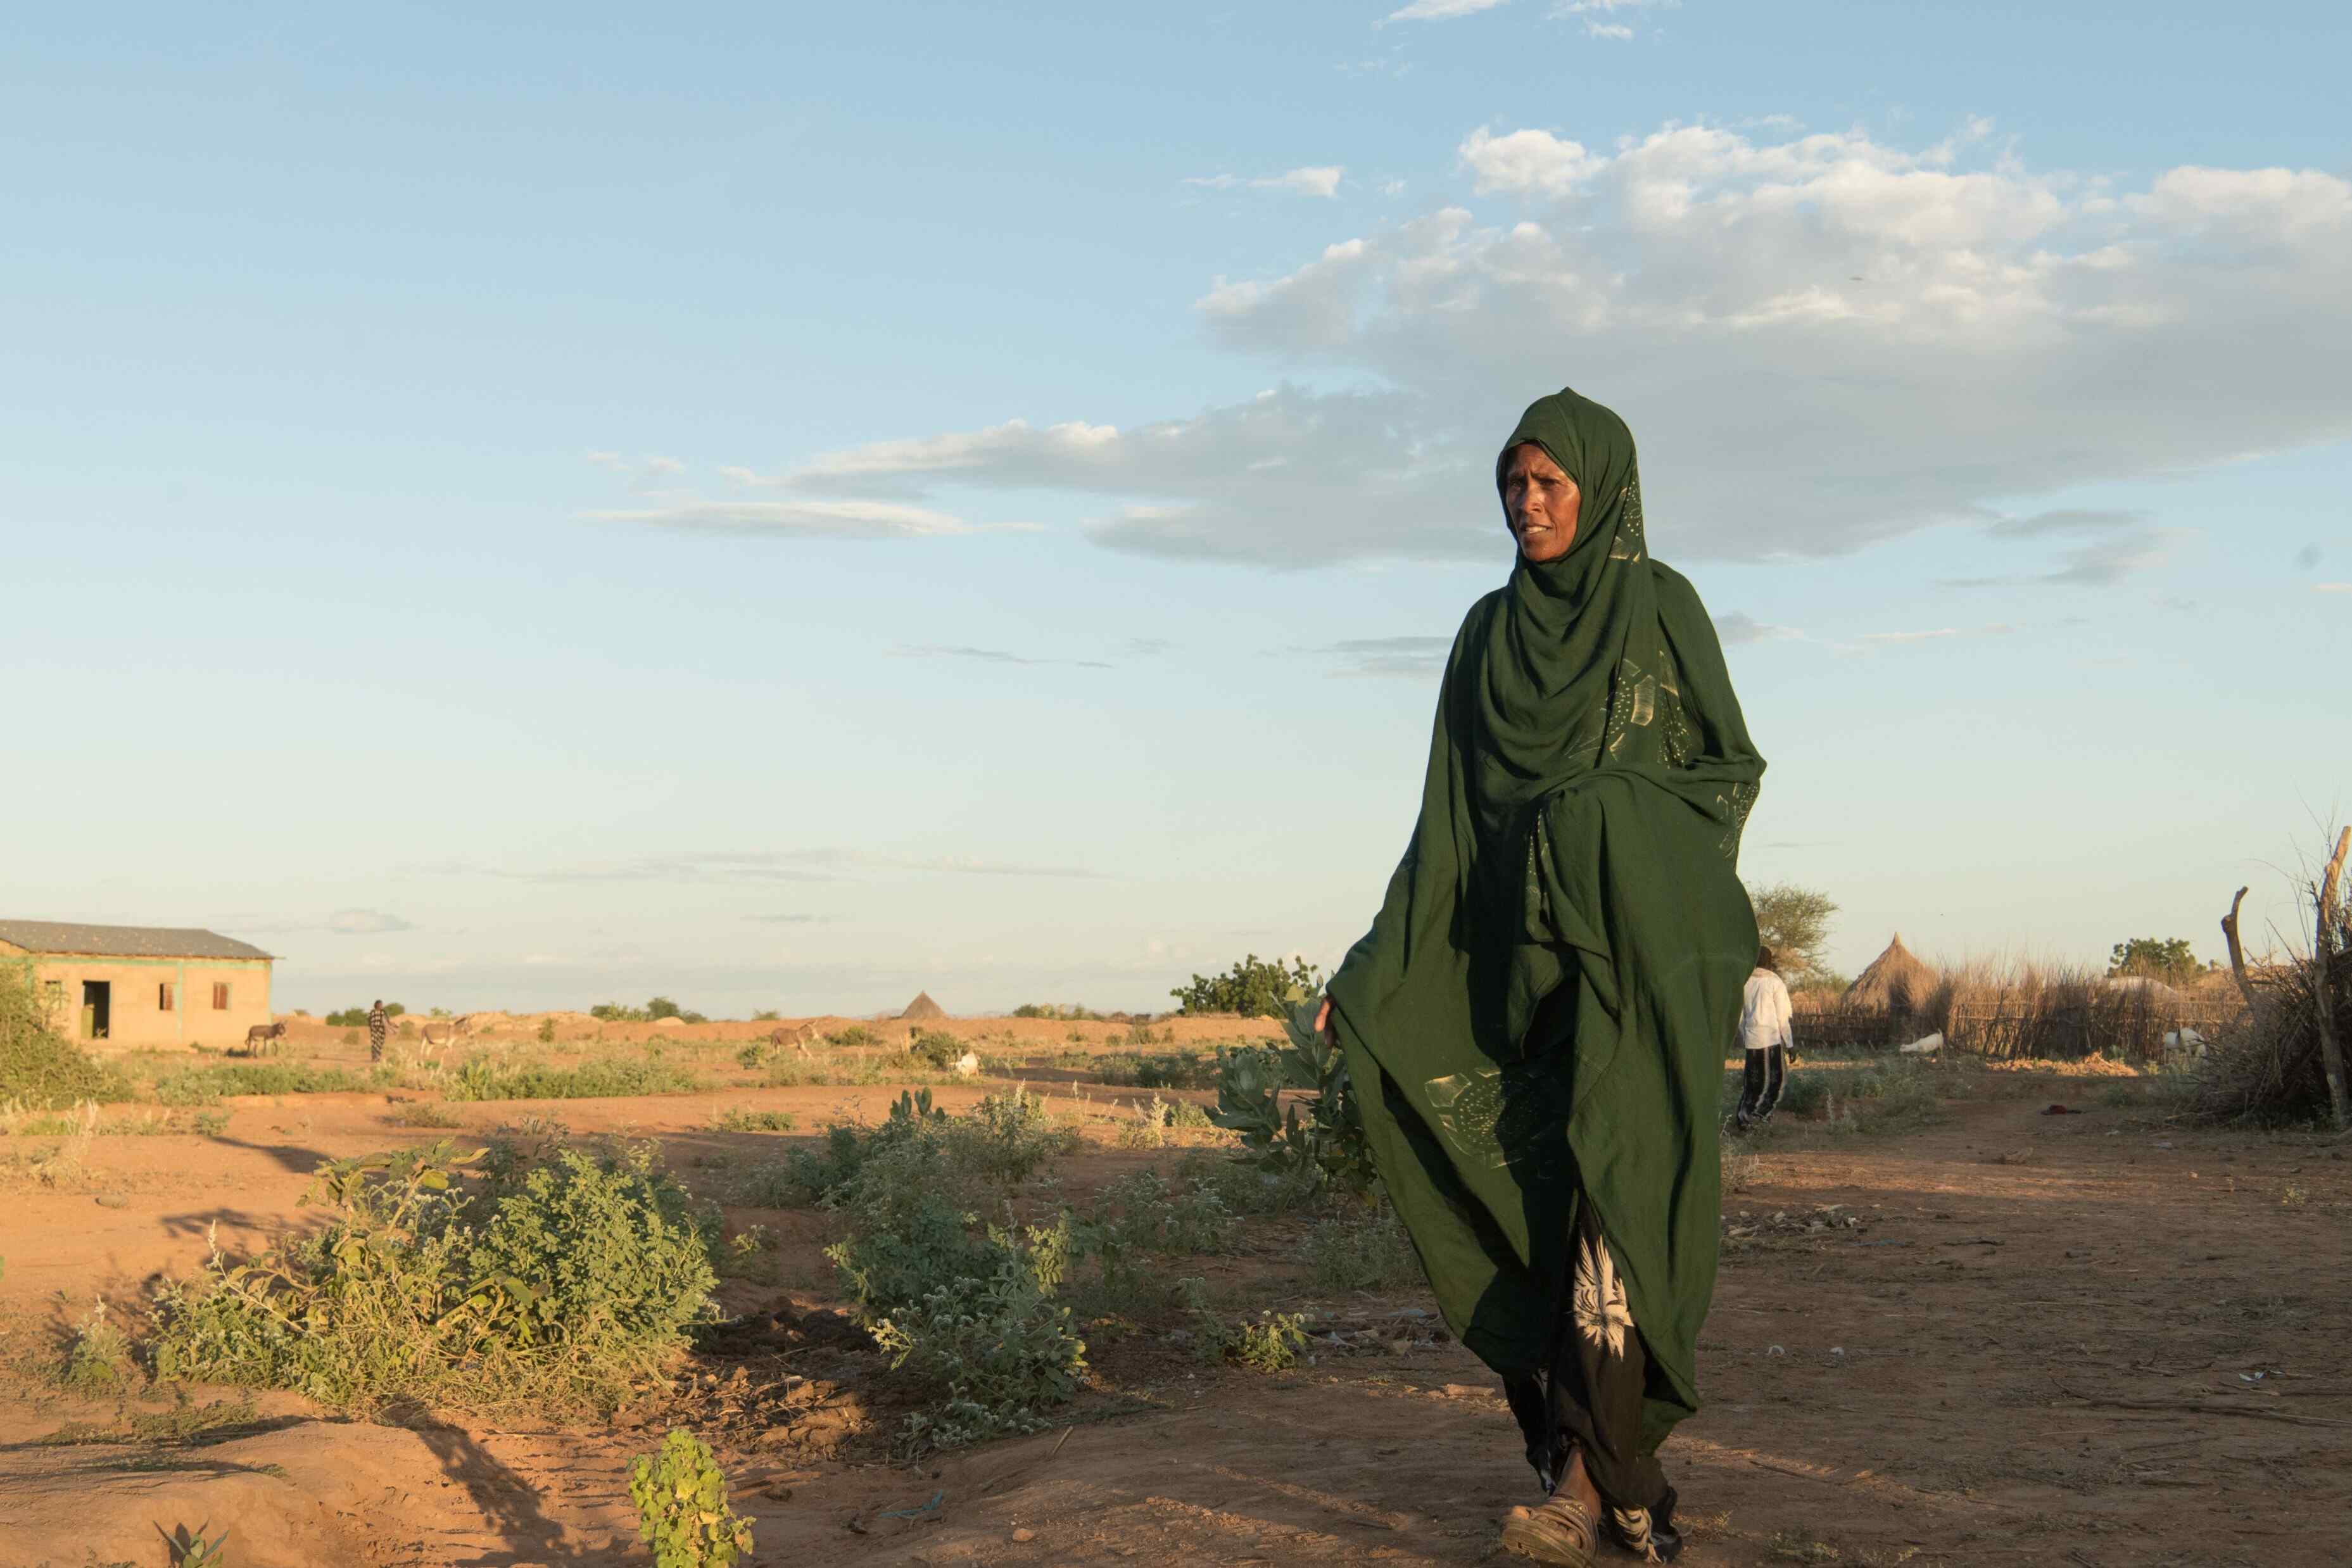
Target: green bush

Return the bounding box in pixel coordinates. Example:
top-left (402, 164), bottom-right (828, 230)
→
top-left (1094, 1052), bottom-right (1217, 1091)
top-left (1179, 1279), bottom-right (1306, 1370)
top-left (59, 1299), bottom-right (136, 1393)
top-left (828, 1025), bottom-right (878, 1047)
top-left (628, 1427), bottom-right (754, 1568)
top-left (0, 964), bottom-right (131, 1109)
top-left (326, 1002), bottom-right (404, 1027)
top-left (441, 1055), bottom-right (702, 1102)
top-left (814, 1096), bottom-right (1088, 1453)
top-left (1013, 1003), bottom-right (1106, 1020)
top-left (1084, 1170), bottom-right (1237, 1274)
top-left (908, 1030), bottom-right (965, 1071)
top-left (153, 1063), bottom-right (367, 1106)
top-left (1210, 1004), bottom-right (1376, 1195)
top-left (1308, 1204), bottom-right (1423, 1293)
top-left (1170, 954), bottom-right (1322, 1018)
top-left (710, 1108), bottom-right (797, 1133)
top-left (153, 1138), bottom-right (717, 1412)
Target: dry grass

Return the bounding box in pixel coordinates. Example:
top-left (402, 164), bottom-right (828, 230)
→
top-left (2190, 944), bottom-right (2348, 1125)
top-left (1795, 955), bottom-right (2236, 1063)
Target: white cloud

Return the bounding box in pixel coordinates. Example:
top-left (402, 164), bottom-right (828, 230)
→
top-left (1185, 166), bottom-right (1344, 198)
top-left (582, 498), bottom-right (992, 539)
top-left (2318, 583), bottom-right (2352, 594)
top-left (897, 644), bottom-right (1114, 669)
top-left (1553, 0), bottom-right (1676, 39)
top-left (465, 849), bottom-right (1108, 884)
top-left (696, 120), bottom-right (2352, 569)
top-left (1460, 127), bottom-right (1605, 198)
top-left (1386, 0), bottom-right (1510, 20)
top-left (1716, 612), bottom-right (1804, 645)
top-left (1296, 634), bottom-right (1454, 676)
top-left (327, 909), bottom-right (414, 935)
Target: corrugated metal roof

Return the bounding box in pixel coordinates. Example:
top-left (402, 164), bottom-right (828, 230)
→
top-left (0, 920), bottom-right (275, 961)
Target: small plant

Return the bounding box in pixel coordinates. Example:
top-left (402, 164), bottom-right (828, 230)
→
top-left (1308, 1204), bottom-right (1422, 1293)
top-left (160, 1523), bottom-right (232, 1566)
top-left (628, 1427), bottom-right (754, 1568)
top-left (828, 1025), bottom-right (877, 1047)
top-left (1166, 1099), bottom-right (1213, 1130)
top-left (60, 1298), bottom-right (135, 1393)
top-left (710, 1108), bottom-right (797, 1133)
top-left (1178, 1279), bottom-right (1306, 1370)
top-left (1210, 1004), bottom-right (1376, 1195)
top-left (1116, 1099), bottom-right (1167, 1149)
top-left (537, 1019), bottom-right (557, 1044)
top-left (2282, 1185), bottom-right (2309, 1208)
top-left (389, 1101), bottom-right (464, 1129)
top-left (733, 1042), bottom-right (767, 1070)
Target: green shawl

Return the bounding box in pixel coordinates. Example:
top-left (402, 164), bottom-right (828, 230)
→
top-left (1325, 386), bottom-right (1763, 1450)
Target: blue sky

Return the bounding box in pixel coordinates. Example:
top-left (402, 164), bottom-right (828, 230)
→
top-left (6, 1), bottom-right (2348, 1015)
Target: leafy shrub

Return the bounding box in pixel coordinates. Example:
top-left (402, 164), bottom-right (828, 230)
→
top-left (1116, 1101), bottom-right (1166, 1149)
top-left (441, 1056), bottom-right (703, 1102)
top-left (1013, 1003), bottom-right (1106, 1020)
top-left (591, 1002), bottom-right (650, 1023)
top-left (0, 965), bottom-right (132, 1110)
top-left (389, 1101), bottom-right (464, 1129)
top-left (2108, 937), bottom-right (2206, 986)
top-left (59, 1299), bottom-right (136, 1393)
top-left (710, 1108), bottom-right (797, 1133)
top-left (1308, 1204), bottom-right (1422, 1293)
top-left (1084, 1170), bottom-right (1237, 1269)
top-left (1170, 954), bottom-right (1322, 1018)
top-left (750, 1010), bottom-right (780, 1023)
top-left (945, 1087), bottom-right (1078, 1184)
top-left (1211, 1005), bottom-right (1376, 1195)
top-left (827, 1025), bottom-right (877, 1047)
top-left (153, 1064), bottom-right (367, 1106)
top-left (908, 1030), bottom-right (965, 1071)
top-left (537, 1018), bottom-right (557, 1044)
top-left (153, 1138), bottom-right (717, 1411)
top-left (326, 1002), bottom-right (405, 1027)
top-left (628, 1427), bottom-right (754, 1568)
top-left (1094, 1052), bottom-right (1216, 1091)
top-left (1179, 1279), bottom-right (1306, 1370)
top-left (1166, 1099), bottom-right (1213, 1130)
top-left (1175, 1150), bottom-right (1325, 1216)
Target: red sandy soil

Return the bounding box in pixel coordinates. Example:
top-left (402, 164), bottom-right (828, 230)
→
top-left (3, 1046), bottom-right (2347, 1567)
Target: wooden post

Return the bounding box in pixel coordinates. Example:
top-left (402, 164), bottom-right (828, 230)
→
top-left (2315, 828), bottom-right (2351, 1134)
top-left (2221, 887), bottom-right (2260, 1014)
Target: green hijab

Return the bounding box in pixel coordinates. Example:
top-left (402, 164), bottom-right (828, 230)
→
top-left (1325, 386), bottom-right (1763, 1449)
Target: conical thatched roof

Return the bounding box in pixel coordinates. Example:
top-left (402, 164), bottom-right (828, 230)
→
top-left (1845, 934), bottom-right (1937, 1015)
top-left (899, 991), bottom-right (947, 1021)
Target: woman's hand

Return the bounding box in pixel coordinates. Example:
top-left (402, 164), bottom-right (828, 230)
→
top-left (1315, 996), bottom-right (1337, 1047)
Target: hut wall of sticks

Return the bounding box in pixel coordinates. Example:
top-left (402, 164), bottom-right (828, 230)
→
top-left (2192, 828), bottom-right (2352, 1128)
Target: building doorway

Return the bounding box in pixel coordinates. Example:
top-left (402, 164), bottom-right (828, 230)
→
top-left (81, 980), bottom-right (110, 1040)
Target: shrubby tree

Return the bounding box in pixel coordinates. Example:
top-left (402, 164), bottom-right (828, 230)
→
top-left (1745, 882), bottom-right (1838, 977)
top-left (2108, 937), bottom-right (2204, 986)
top-left (1170, 954), bottom-right (1323, 1018)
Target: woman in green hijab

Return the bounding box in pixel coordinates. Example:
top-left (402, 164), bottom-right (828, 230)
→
top-left (1316, 387), bottom-right (1763, 1565)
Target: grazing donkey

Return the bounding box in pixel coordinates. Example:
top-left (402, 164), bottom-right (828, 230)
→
top-left (244, 1021), bottom-right (288, 1054)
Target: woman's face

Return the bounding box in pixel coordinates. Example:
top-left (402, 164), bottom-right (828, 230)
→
top-left (1503, 443), bottom-right (1581, 563)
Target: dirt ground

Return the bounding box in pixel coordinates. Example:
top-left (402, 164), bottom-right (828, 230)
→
top-left (3, 1035), bottom-right (2347, 1568)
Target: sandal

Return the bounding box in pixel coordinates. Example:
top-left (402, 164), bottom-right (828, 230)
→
top-left (1502, 1493), bottom-right (1598, 1567)
top-left (1602, 1487), bottom-right (1683, 1564)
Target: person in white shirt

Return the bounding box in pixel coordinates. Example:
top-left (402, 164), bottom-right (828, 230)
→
top-left (1735, 947), bottom-right (1794, 1130)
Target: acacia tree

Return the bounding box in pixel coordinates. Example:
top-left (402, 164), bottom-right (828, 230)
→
top-left (2107, 937), bottom-right (2203, 986)
top-left (1745, 882), bottom-right (1838, 978)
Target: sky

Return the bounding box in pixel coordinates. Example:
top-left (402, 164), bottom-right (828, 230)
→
top-left (4, 1), bottom-right (2348, 1016)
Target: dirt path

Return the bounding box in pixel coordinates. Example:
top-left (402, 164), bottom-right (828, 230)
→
top-left (3, 1070), bottom-right (2347, 1567)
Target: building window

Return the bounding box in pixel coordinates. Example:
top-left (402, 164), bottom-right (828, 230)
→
top-left (159, 982), bottom-right (176, 1011)
top-left (212, 982), bottom-right (231, 1010)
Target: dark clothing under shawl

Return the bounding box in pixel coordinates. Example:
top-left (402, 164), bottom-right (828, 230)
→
top-left (1324, 388), bottom-right (1764, 1483)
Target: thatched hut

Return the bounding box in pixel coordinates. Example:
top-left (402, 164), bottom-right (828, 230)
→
top-left (899, 991), bottom-right (947, 1021)
top-left (1845, 935), bottom-right (1938, 1016)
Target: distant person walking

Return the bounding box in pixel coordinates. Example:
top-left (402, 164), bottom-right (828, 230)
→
top-left (1317, 388), bottom-right (1763, 1565)
top-left (367, 999), bottom-right (388, 1063)
top-left (1735, 947), bottom-right (1795, 1131)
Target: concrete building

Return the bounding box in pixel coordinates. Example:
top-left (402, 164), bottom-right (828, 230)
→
top-left (0, 920), bottom-right (275, 1049)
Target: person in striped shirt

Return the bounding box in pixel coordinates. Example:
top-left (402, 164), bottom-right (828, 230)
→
top-left (367, 999), bottom-right (389, 1063)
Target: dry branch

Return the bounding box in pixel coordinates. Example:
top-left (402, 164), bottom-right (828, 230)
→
top-left (2221, 886), bottom-right (2261, 1016)
top-left (2315, 827), bottom-right (2350, 1132)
